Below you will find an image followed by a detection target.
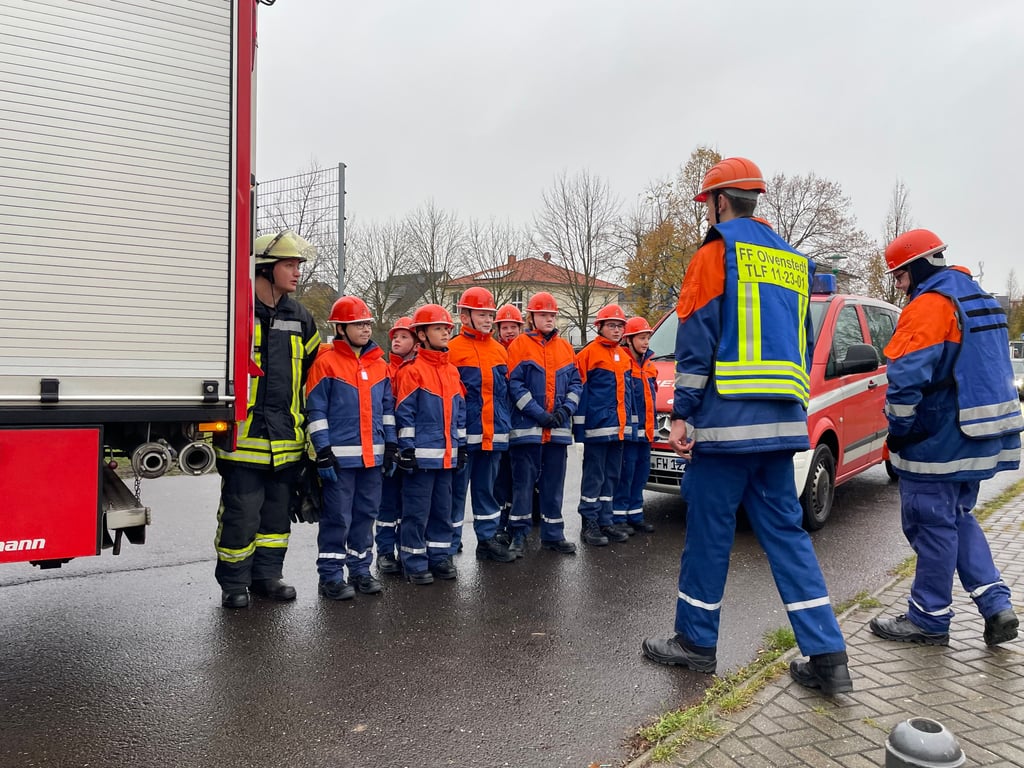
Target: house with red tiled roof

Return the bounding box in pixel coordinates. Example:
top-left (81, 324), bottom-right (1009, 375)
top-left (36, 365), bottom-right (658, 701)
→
top-left (446, 253), bottom-right (625, 346)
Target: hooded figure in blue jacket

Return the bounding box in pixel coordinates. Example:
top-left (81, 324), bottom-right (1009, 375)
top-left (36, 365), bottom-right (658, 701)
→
top-left (869, 229), bottom-right (1021, 649)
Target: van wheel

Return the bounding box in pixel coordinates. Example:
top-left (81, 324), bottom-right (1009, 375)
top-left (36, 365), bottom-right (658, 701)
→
top-left (884, 459), bottom-right (899, 482)
top-left (801, 445), bottom-right (835, 531)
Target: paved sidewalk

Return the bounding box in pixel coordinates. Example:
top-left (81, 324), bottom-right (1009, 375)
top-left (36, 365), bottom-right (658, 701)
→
top-left (635, 491), bottom-right (1024, 768)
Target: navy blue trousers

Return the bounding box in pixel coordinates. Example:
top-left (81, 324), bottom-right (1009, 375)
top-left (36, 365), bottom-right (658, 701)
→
top-left (901, 478), bottom-right (1013, 632)
top-left (400, 468), bottom-right (454, 574)
top-left (374, 470), bottom-right (403, 558)
top-left (317, 466), bottom-right (382, 582)
top-left (675, 450), bottom-right (846, 657)
top-left (577, 441), bottom-right (623, 526)
top-left (613, 441), bottom-right (651, 525)
top-left (450, 449), bottom-right (502, 553)
top-left (509, 443), bottom-right (567, 542)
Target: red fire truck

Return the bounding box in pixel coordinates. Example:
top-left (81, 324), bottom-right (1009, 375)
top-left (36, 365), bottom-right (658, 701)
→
top-left (1, 1), bottom-right (259, 567)
top-left (645, 274), bottom-right (901, 529)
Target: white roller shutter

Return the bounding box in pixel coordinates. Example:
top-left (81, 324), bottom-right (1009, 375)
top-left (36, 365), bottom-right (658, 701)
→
top-left (0, 0), bottom-right (236, 403)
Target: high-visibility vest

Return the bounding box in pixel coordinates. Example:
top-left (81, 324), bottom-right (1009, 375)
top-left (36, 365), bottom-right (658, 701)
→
top-left (713, 217), bottom-right (813, 406)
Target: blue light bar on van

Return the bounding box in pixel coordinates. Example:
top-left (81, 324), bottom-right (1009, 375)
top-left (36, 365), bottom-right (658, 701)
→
top-left (811, 273), bottom-right (836, 294)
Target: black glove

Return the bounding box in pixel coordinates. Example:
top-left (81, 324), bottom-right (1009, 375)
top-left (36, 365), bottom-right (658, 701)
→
top-left (288, 459), bottom-right (322, 524)
top-left (457, 447), bottom-right (469, 470)
top-left (315, 447), bottom-right (338, 483)
top-left (886, 431), bottom-right (927, 454)
top-left (397, 448), bottom-right (417, 472)
top-left (551, 405), bottom-right (572, 428)
top-left (383, 442), bottom-right (398, 477)
top-left (537, 411), bottom-right (556, 428)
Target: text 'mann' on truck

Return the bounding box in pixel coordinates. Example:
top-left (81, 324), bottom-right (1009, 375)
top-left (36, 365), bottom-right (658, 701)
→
top-left (1, 1), bottom-right (259, 567)
top-left (645, 274), bottom-right (902, 530)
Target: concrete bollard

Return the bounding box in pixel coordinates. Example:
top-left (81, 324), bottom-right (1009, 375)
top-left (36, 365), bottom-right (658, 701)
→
top-left (885, 717), bottom-right (965, 768)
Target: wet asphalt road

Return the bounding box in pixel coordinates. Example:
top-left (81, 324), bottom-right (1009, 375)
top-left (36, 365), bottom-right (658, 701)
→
top-left (2, 452), bottom-right (1021, 768)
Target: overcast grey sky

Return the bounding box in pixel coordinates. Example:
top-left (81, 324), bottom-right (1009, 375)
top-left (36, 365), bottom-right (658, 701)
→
top-left (254, 0), bottom-right (1024, 296)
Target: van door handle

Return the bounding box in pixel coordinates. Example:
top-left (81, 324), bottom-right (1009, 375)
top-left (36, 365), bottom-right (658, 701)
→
top-left (867, 380), bottom-right (879, 389)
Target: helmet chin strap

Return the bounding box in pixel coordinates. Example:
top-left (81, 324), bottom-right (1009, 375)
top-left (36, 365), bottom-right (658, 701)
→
top-left (337, 323), bottom-right (365, 351)
top-left (418, 330), bottom-right (447, 352)
top-left (257, 267), bottom-right (283, 309)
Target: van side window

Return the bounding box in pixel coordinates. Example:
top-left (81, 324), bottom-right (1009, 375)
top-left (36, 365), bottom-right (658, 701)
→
top-left (864, 306), bottom-right (897, 363)
top-left (827, 305), bottom-right (864, 378)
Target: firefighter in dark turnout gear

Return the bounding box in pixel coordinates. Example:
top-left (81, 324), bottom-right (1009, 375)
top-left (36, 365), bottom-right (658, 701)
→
top-left (869, 229), bottom-right (1021, 648)
top-left (215, 230), bottom-right (321, 609)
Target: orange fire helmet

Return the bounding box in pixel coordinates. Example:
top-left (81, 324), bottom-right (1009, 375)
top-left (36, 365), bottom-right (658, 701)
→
top-left (693, 157), bottom-right (767, 202)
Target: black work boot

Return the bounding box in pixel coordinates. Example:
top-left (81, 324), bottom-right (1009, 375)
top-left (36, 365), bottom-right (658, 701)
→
top-left (250, 578), bottom-right (297, 601)
top-left (581, 521), bottom-right (608, 547)
top-left (628, 520), bottom-right (655, 534)
top-left (984, 608), bottom-right (1019, 647)
top-left (429, 557), bottom-right (458, 580)
top-left (318, 580), bottom-right (355, 601)
top-left (641, 634), bottom-right (717, 673)
top-left (790, 652), bottom-right (853, 696)
top-left (613, 521), bottom-right (636, 537)
top-left (406, 570), bottom-right (434, 585)
top-left (541, 538), bottom-right (577, 555)
top-left (869, 614), bottom-right (949, 646)
top-left (351, 573), bottom-right (383, 595)
top-left (377, 553), bottom-right (401, 575)
top-left (508, 533), bottom-right (527, 558)
top-left (476, 537), bottom-right (516, 563)
top-left (601, 524), bottom-right (629, 543)
top-left (221, 590), bottom-right (249, 609)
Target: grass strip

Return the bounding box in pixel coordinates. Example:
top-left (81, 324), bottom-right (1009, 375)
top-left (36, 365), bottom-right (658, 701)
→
top-left (632, 628), bottom-right (796, 762)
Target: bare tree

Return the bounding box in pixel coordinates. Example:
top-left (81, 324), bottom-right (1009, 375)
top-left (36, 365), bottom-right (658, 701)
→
top-left (462, 218), bottom-right (537, 308)
top-left (883, 178), bottom-right (914, 244)
top-left (534, 170), bottom-right (624, 344)
top-left (405, 200), bottom-right (467, 305)
top-left (863, 178), bottom-right (916, 305)
top-left (624, 147), bottom-right (722, 319)
top-left (673, 144), bottom-right (721, 244)
top-left (345, 219), bottom-right (415, 340)
top-left (759, 171), bottom-right (876, 294)
top-left (1007, 269), bottom-right (1024, 342)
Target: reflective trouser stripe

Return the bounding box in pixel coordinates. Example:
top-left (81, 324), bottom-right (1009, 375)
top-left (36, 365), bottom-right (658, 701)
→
top-left (217, 542), bottom-right (255, 563)
top-left (254, 533), bottom-right (289, 549)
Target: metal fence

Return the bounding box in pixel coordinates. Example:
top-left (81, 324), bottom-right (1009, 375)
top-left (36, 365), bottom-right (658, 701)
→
top-left (255, 164), bottom-right (346, 293)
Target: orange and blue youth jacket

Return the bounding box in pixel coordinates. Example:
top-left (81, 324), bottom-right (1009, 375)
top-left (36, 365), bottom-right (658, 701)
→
top-left (394, 347), bottom-right (467, 468)
top-left (507, 328), bottom-right (582, 446)
top-left (387, 351), bottom-right (415, 384)
top-left (884, 265), bottom-right (1022, 481)
top-left (305, 339), bottom-right (396, 468)
top-left (448, 327), bottom-right (511, 452)
top-left (626, 346), bottom-right (657, 443)
top-left (673, 217), bottom-right (814, 454)
top-left (572, 336), bottom-right (632, 443)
